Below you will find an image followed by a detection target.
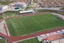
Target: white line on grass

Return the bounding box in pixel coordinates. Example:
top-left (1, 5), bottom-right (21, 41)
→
top-left (45, 15), bottom-right (57, 25)
top-left (4, 20), bottom-right (10, 36)
top-left (19, 21), bottom-right (26, 30)
top-left (31, 17), bottom-right (44, 29)
top-left (9, 19), bottom-right (18, 35)
top-left (44, 14), bottom-right (64, 28)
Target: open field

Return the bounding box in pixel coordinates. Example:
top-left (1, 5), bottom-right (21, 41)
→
top-left (60, 10), bottom-right (64, 15)
top-left (0, 15), bottom-right (3, 19)
top-left (18, 38), bottom-right (40, 43)
top-left (0, 2), bottom-right (12, 5)
top-left (5, 11), bottom-right (17, 17)
top-left (6, 13), bottom-right (64, 36)
top-left (0, 38), bottom-right (5, 43)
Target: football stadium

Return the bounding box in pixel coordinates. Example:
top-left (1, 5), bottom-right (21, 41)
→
top-left (0, 0), bottom-right (64, 43)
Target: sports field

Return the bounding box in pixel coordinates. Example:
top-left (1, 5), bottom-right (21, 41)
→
top-left (60, 10), bottom-right (64, 15)
top-left (0, 15), bottom-right (3, 19)
top-left (5, 11), bottom-right (18, 17)
top-left (18, 38), bottom-right (40, 43)
top-left (0, 38), bottom-right (5, 43)
top-left (6, 13), bottom-right (64, 36)
top-left (0, 2), bottom-right (12, 5)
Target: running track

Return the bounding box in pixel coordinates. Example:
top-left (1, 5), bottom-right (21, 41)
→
top-left (1, 21), bottom-right (64, 43)
top-left (0, 24), bottom-right (64, 43)
top-left (8, 27), bottom-right (64, 43)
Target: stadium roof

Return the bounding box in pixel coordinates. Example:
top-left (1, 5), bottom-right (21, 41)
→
top-left (14, 4), bottom-right (24, 8)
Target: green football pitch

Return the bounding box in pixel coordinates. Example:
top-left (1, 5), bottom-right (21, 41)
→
top-left (18, 38), bottom-right (40, 43)
top-left (6, 13), bottom-right (64, 36)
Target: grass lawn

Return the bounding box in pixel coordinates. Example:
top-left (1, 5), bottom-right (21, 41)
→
top-left (5, 11), bottom-right (17, 17)
top-left (0, 2), bottom-right (12, 5)
top-left (18, 38), bottom-right (40, 43)
top-left (0, 15), bottom-right (2, 19)
top-left (60, 10), bottom-right (64, 15)
top-left (6, 14), bottom-right (64, 36)
top-left (0, 39), bottom-right (5, 43)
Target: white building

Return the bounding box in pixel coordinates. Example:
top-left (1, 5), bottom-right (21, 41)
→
top-left (0, 5), bottom-right (9, 13)
top-left (20, 9), bottom-right (35, 14)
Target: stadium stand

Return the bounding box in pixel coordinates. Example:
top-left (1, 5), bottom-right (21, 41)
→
top-left (37, 29), bottom-right (64, 43)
